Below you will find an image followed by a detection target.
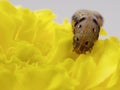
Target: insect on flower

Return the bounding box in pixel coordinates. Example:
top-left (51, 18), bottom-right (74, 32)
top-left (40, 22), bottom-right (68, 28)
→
top-left (72, 10), bottom-right (104, 54)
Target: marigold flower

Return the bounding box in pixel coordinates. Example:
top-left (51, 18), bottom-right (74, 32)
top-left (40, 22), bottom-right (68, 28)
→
top-left (0, 1), bottom-right (120, 90)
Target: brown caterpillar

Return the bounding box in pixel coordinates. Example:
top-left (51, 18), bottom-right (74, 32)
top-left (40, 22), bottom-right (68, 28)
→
top-left (72, 10), bottom-right (103, 54)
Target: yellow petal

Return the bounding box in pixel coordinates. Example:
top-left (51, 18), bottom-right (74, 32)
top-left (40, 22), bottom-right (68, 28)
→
top-left (100, 27), bottom-right (108, 36)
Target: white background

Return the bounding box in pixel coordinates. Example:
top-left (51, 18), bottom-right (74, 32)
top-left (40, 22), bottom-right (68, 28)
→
top-left (10, 0), bottom-right (120, 38)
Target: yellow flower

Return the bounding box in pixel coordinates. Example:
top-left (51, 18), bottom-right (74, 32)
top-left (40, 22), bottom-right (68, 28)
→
top-left (0, 1), bottom-right (120, 90)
